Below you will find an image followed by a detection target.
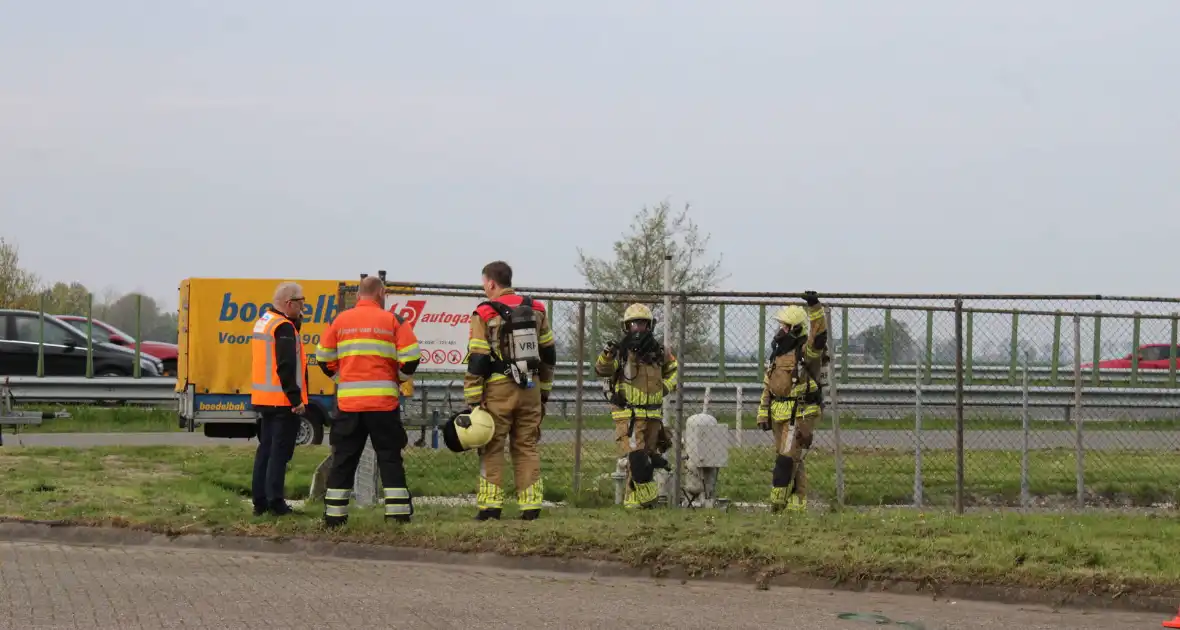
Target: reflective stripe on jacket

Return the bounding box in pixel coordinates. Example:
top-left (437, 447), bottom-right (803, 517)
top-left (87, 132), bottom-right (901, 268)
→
top-left (316, 298), bottom-right (420, 412)
top-left (250, 310), bottom-right (309, 407)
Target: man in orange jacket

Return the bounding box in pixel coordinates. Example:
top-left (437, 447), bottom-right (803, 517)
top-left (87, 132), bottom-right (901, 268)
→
top-left (315, 275), bottom-right (421, 528)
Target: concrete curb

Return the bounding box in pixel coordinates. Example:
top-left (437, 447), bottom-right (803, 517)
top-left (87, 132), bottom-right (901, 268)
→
top-left (1, 519), bottom-right (1176, 615)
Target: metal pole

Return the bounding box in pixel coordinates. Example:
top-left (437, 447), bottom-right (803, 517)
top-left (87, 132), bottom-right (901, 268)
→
top-left (133, 294), bottom-right (142, 378)
top-left (662, 254), bottom-right (672, 422)
top-left (913, 358), bottom-right (923, 508)
top-left (37, 292), bottom-right (45, 378)
top-left (573, 303), bottom-right (586, 497)
top-left (1073, 314), bottom-right (1084, 508)
top-left (86, 293), bottom-right (94, 378)
top-left (734, 385), bottom-right (743, 447)
top-left (829, 306), bottom-right (844, 507)
top-left (1020, 353), bottom-right (1030, 508)
top-left (671, 293), bottom-right (687, 508)
top-left (954, 298), bottom-right (965, 515)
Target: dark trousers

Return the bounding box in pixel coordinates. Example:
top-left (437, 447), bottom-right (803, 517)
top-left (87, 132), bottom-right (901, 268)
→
top-left (251, 409), bottom-right (299, 508)
top-left (324, 408), bottom-right (412, 523)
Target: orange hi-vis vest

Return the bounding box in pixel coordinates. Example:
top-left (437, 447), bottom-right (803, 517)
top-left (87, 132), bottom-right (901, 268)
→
top-left (315, 298), bottom-right (420, 413)
top-left (250, 309), bottom-right (309, 407)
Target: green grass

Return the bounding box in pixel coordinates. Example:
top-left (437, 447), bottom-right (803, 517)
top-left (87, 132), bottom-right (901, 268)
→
top-left (3, 444), bottom-right (1180, 598)
top-left (537, 412), bottom-right (1180, 432)
top-left (8, 406), bottom-right (180, 433)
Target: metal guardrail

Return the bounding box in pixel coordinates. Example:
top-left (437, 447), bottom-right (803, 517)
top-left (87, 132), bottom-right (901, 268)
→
top-left (5, 375), bottom-right (1180, 410)
top-left (551, 361), bottom-right (1179, 382)
top-left (7, 374), bottom-right (1180, 419)
top-left (2, 376), bottom-right (179, 404)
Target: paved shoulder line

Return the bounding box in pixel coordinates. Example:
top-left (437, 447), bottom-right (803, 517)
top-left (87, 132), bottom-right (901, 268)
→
top-left (0, 519), bottom-right (1174, 616)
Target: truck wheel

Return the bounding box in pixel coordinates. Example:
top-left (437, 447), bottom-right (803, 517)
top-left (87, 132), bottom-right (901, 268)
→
top-left (296, 408), bottom-right (325, 446)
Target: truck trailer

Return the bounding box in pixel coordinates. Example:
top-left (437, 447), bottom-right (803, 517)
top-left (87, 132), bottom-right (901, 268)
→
top-left (175, 277), bottom-right (345, 445)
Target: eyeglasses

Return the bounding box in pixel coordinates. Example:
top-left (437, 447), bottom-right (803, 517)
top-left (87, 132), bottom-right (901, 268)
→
top-left (289, 296), bottom-right (305, 303)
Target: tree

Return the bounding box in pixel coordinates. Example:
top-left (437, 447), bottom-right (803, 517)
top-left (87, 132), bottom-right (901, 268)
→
top-left (574, 200), bottom-right (727, 360)
top-left (43, 281), bottom-right (93, 315)
top-left (0, 237), bottom-right (40, 308)
top-left (853, 321), bottom-right (917, 364)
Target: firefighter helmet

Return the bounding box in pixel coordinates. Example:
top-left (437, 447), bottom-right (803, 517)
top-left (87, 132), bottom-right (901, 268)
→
top-left (441, 406), bottom-right (495, 453)
top-left (774, 305), bottom-right (807, 329)
top-left (621, 303), bottom-right (656, 331)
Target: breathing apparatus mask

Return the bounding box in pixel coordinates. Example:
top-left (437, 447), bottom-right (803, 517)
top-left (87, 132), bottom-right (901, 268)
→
top-left (621, 319), bottom-right (660, 362)
top-left (770, 324), bottom-right (805, 360)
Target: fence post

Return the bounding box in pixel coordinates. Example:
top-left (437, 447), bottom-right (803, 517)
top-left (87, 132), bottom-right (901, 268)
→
top-left (1089, 311), bottom-right (1101, 386)
top-left (1008, 311), bottom-right (1019, 385)
top-left (1051, 310), bottom-right (1062, 386)
top-left (133, 294), bottom-right (143, 378)
top-left (882, 308), bottom-right (893, 381)
top-left (86, 293), bottom-right (94, 378)
top-left (965, 311), bottom-right (974, 386)
top-left (717, 304), bottom-right (727, 380)
top-left (757, 305), bottom-right (767, 369)
top-left (954, 298), bottom-right (965, 515)
top-left (1131, 312), bottom-right (1142, 385)
top-left (913, 359), bottom-right (923, 508)
top-left (734, 385), bottom-right (743, 447)
top-left (671, 293), bottom-right (688, 508)
top-left (840, 307), bottom-right (850, 383)
top-left (1073, 314), bottom-right (1085, 508)
top-left (1171, 313), bottom-right (1178, 388)
top-left (829, 306), bottom-right (844, 508)
top-left (590, 302), bottom-right (600, 362)
top-left (572, 302), bottom-right (586, 498)
top-left (37, 292), bottom-right (45, 378)
top-left (923, 309), bottom-right (934, 384)
top-left (1020, 353), bottom-right (1030, 508)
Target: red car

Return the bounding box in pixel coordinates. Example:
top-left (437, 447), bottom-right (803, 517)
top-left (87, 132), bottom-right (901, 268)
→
top-left (1080, 343), bottom-right (1180, 370)
top-left (57, 315), bottom-right (179, 376)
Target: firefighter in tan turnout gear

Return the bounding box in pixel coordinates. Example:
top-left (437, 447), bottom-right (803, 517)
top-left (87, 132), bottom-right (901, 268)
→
top-left (757, 291), bottom-right (827, 512)
top-left (596, 303), bottom-right (679, 509)
top-left (463, 261), bottom-right (557, 521)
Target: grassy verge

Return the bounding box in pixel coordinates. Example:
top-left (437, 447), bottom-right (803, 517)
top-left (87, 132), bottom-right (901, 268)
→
top-left (10, 404), bottom-right (1180, 435)
top-left (9, 406), bottom-right (179, 433)
top-left (2, 445), bottom-right (1180, 597)
top-left (537, 412), bottom-right (1180, 432)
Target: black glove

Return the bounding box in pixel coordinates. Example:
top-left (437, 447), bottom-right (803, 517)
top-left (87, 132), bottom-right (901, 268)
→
top-left (757, 419), bottom-right (771, 431)
top-left (802, 290), bottom-right (820, 306)
top-left (603, 340), bottom-right (618, 356)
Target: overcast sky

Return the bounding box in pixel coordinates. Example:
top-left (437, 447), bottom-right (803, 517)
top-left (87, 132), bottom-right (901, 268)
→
top-left (2, 1), bottom-right (1177, 309)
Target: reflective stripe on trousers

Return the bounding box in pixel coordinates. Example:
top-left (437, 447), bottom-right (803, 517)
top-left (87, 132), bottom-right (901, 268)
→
top-left (324, 488), bottom-right (351, 518)
top-left (384, 487), bottom-right (413, 516)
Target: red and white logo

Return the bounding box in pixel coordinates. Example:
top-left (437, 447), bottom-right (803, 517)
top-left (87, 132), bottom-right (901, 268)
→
top-left (387, 299), bottom-right (426, 326)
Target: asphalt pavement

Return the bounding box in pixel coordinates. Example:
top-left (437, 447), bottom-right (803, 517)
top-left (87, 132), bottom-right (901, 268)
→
top-left (0, 540), bottom-right (1164, 629)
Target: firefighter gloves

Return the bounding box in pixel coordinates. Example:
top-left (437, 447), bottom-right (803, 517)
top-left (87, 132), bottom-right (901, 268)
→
top-left (803, 290), bottom-right (820, 306)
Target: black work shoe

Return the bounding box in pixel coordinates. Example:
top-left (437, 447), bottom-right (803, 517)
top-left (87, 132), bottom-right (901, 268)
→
top-left (268, 502), bottom-right (294, 516)
top-left (519, 509), bottom-right (540, 521)
top-left (474, 508), bottom-right (502, 521)
top-left (252, 504), bottom-right (268, 517)
top-left (324, 516), bottom-right (347, 529)
top-left (386, 515), bottom-right (411, 524)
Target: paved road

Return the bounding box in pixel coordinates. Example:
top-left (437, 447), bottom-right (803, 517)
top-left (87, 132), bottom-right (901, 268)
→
top-left (0, 541), bottom-right (1162, 629)
top-left (7, 429), bottom-right (1180, 452)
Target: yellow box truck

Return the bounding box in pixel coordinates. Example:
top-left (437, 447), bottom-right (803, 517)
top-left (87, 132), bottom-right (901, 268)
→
top-left (176, 277), bottom-right (345, 445)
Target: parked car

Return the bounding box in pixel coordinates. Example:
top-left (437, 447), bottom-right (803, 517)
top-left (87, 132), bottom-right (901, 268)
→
top-left (1080, 343), bottom-right (1180, 370)
top-left (57, 315), bottom-right (178, 376)
top-left (0, 309), bottom-right (163, 377)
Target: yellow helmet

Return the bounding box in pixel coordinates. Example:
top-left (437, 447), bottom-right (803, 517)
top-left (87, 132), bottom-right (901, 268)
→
top-left (774, 305), bottom-right (807, 328)
top-left (442, 406), bottom-right (495, 453)
top-left (622, 303), bottom-right (656, 331)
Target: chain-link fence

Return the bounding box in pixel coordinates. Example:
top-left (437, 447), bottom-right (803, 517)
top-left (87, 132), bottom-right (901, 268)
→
top-left (372, 283), bottom-right (1180, 514)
